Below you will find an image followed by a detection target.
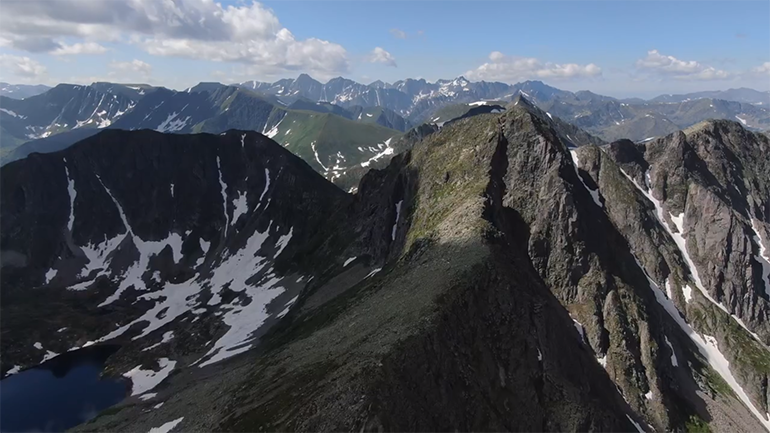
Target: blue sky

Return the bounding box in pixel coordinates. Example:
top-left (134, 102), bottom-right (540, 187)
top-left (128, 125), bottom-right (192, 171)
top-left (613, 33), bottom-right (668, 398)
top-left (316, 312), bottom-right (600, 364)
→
top-left (0, 0), bottom-right (768, 98)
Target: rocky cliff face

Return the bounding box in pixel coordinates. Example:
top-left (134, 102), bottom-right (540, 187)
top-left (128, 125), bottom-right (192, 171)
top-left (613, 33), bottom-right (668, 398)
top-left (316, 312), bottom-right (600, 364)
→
top-left (1, 129), bottom-right (349, 376)
top-left (2, 108), bottom-right (770, 432)
top-left (571, 119), bottom-right (770, 431)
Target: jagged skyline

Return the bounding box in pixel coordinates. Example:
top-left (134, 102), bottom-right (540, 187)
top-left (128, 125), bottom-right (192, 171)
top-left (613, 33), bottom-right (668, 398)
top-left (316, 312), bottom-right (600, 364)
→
top-left (0, 1), bottom-right (768, 97)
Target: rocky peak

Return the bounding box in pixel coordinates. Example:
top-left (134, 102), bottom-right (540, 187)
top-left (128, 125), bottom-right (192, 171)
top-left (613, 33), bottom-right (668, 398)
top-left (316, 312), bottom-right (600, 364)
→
top-left (3, 99), bottom-right (770, 433)
top-left (1, 128), bottom-right (349, 373)
top-left (189, 82), bottom-right (226, 94)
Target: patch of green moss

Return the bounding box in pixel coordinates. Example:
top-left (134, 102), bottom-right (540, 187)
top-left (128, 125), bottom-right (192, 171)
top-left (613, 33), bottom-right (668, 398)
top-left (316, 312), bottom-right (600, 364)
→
top-left (601, 157), bottom-right (643, 209)
top-left (690, 301), bottom-right (770, 377)
top-left (704, 366), bottom-right (735, 397)
top-left (403, 118), bottom-right (495, 249)
top-left (85, 404), bottom-right (124, 424)
top-left (685, 414), bottom-right (711, 433)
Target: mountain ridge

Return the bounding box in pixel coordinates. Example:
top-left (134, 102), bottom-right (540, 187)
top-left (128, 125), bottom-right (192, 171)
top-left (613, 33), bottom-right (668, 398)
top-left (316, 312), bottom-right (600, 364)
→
top-left (2, 106), bottom-right (770, 432)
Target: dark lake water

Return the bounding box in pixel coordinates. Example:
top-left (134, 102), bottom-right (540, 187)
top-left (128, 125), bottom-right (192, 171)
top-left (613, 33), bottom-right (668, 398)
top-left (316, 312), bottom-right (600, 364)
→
top-left (0, 345), bottom-right (127, 432)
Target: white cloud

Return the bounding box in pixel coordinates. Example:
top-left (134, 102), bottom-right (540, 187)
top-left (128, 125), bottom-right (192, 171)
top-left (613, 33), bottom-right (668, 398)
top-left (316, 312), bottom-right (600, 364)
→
top-left (390, 28), bottom-right (407, 39)
top-left (751, 62), bottom-right (770, 75)
top-left (51, 42), bottom-right (108, 55)
top-left (0, 0), bottom-right (349, 79)
top-left (466, 52), bottom-right (601, 82)
top-left (368, 47), bottom-right (397, 67)
top-left (636, 50), bottom-right (729, 80)
top-left (109, 59), bottom-right (152, 77)
top-left (0, 54), bottom-right (48, 82)
top-left (389, 28), bottom-right (423, 40)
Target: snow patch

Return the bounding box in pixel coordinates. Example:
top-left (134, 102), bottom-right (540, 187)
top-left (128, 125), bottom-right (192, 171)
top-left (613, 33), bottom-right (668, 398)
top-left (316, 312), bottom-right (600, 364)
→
top-left (77, 232), bottom-right (127, 281)
top-left (198, 226), bottom-right (294, 367)
top-left (626, 415), bottom-right (645, 433)
top-left (392, 200), bottom-right (403, 240)
top-left (572, 319), bottom-right (586, 343)
top-left (0, 108), bottom-right (25, 118)
top-left (682, 285), bottom-right (693, 303)
top-left (45, 268), bottom-right (58, 284)
top-left (310, 141), bottom-right (328, 171)
top-left (142, 331), bottom-right (175, 352)
top-left (138, 393), bottom-right (157, 401)
top-left (664, 279), bottom-right (674, 300)
top-left (156, 112), bottom-right (190, 133)
top-left (618, 167), bottom-right (763, 343)
top-left (664, 335), bottom-right (678, 367)
top-left (276, 295), bottom-right (299, 319)
top-left (569, 150), bottom-right (603, 208)
top-left (343, 257), bottom-right (357, 267)
top-left (217, 156), bottom-right (230, 234)
top-left (33, 342), bottom-right (43, 350)
top-left (670, 212), bottom-right (684, 234)
top-left (148, 417), bottom-right (184, 433)
top-left (42, 351), bottom-right (58, 362)
top-left (64, 161), bottom-right (77, 232)
top-left (750, 219), bottom-right (770, 297)
top-left (360, 138), bottom-right (395, 168)
top-left (597, 355), bottom-right (607, 367)
top-left (258, 168), bottom-right (271, 204)
top-left (264, 119), bottom-right (283, 138)
top-left (633, 254), bottom-right (770, 431)
top-left (98, 230), bottom-right (185, 306)
top-left (365, 268), bottom-right (382, 279)
top-left (123, 358), bottom-right (176, 396)
top-left (231, 191), bottom-right (248, 227)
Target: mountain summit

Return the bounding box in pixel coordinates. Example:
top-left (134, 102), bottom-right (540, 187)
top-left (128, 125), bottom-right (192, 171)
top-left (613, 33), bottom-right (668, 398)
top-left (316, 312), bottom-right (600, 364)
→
top-left (2, 104), bottom-right (769, 432)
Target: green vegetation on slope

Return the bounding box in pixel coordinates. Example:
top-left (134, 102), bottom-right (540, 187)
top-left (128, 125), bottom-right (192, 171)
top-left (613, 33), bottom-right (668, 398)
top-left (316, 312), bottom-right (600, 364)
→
top-left (273, 110), bottom-right (399, 174)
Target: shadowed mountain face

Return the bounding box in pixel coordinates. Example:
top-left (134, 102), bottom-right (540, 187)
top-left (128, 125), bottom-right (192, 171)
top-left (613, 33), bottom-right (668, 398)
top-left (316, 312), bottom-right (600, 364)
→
top-left (1, 129), bottom-right (349, 372)
top-left (2, 105), bottom-right (770, 432)
top-left (0, 82), bottom-right (52, 99)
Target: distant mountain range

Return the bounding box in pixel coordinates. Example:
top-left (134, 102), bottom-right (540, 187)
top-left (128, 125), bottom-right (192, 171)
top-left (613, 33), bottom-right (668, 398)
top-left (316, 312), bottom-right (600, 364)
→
top-left (1, 77), bottom-right (768, 177)
top-left (0, 82), bottom-right (51, 99)
top-left (649, 88), bottom-right (770, 105)
top-left (233, 74), bottom-right (770, 132)
top-left (3, 99), bottom-right (770, 432)
top-left (0, 83), bottom-right (404, 185)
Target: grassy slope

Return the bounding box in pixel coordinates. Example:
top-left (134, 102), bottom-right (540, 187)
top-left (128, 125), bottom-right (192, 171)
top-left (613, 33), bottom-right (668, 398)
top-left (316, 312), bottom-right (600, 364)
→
top-left (274, 110), bottom-right (399, 173)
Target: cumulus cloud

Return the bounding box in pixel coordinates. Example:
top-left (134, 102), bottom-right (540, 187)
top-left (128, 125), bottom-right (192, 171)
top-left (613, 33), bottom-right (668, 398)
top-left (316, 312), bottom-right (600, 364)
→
top-left (109, 59), bottom-right (152, 76)
top-left (466, 51), bottom-right (601, 82)
top-left (751, 62), bottom-right (770, 75)
top-left (51, 42), bottom-right (108, 55)
top-left (0, 54), bottom-right (48, 82)
top-left (0, 0), bottom-right (349, 79)
top-left (636, 49), bottom-right (729, 80)
top-left (368, 47), bottom-right (397, 67)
